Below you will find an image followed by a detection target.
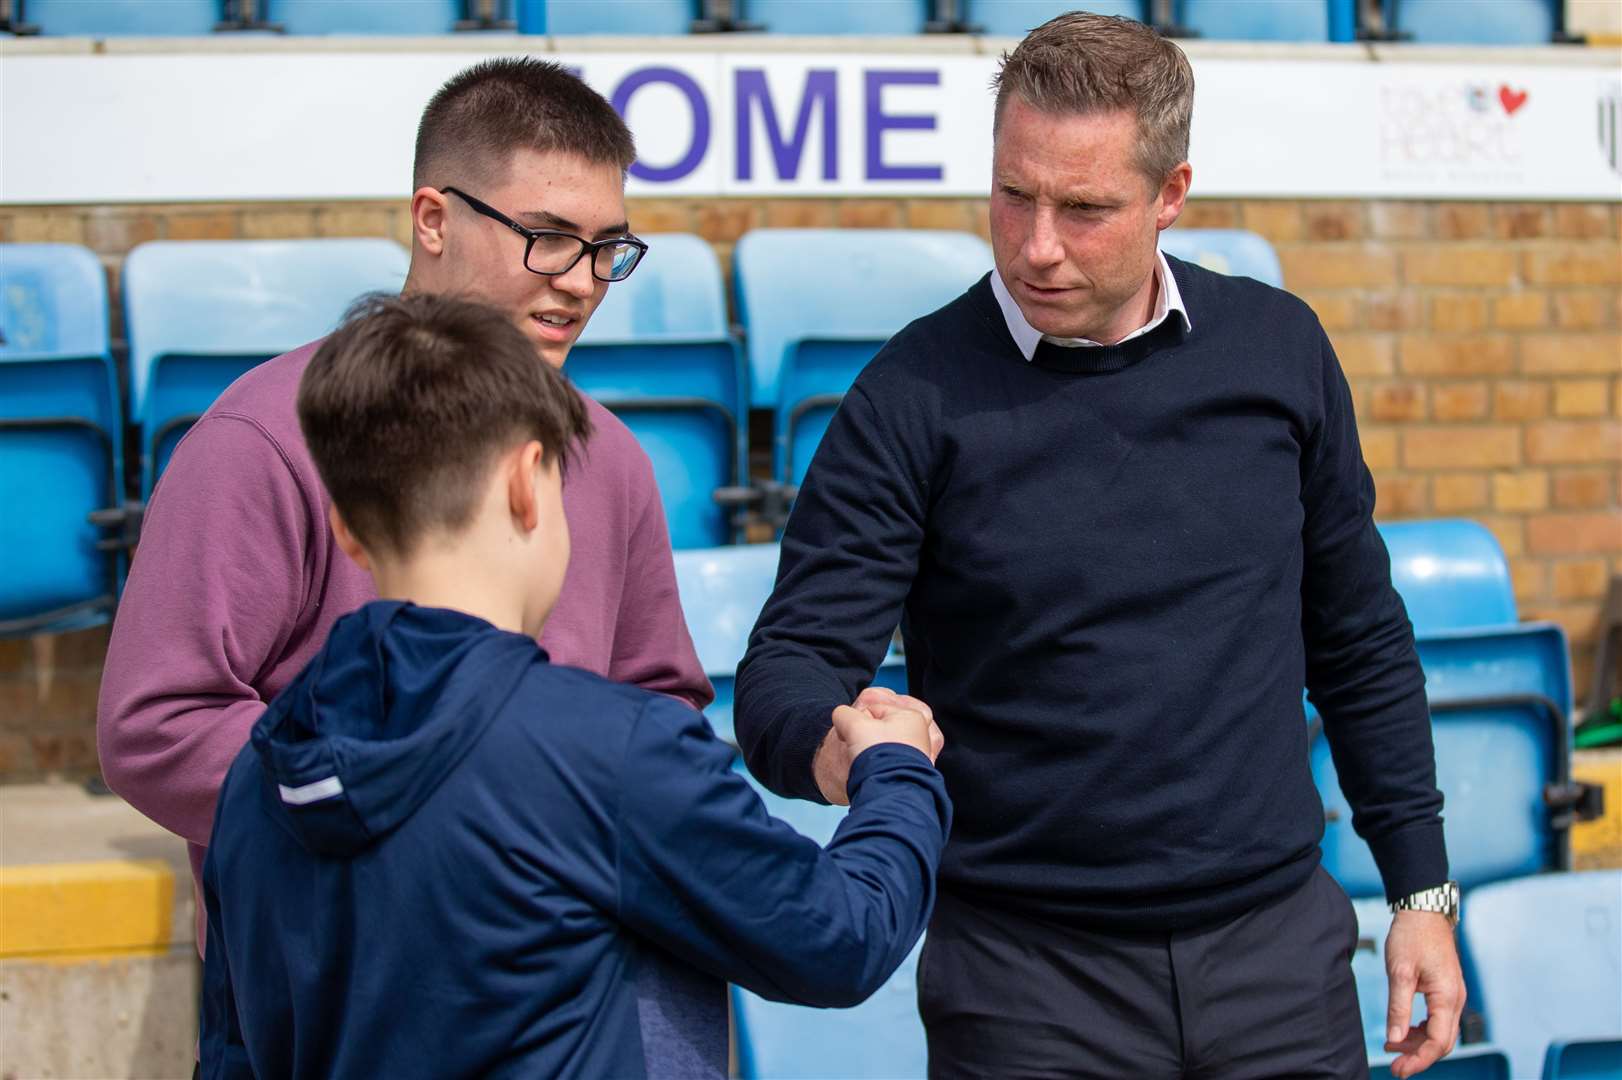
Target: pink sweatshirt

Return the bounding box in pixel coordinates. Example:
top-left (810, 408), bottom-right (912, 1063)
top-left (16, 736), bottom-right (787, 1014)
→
top-left (97, 341), bottom-right (713, 951)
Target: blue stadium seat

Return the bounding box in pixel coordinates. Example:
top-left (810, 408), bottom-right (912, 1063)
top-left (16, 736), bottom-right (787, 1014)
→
top-left (1389, 0), bottom-right (1557, 45)
top-left (1179, 0), bottom-right (1330, 41)
top-left (1380, 520), bottom-right (1518, 636)
top-left (968, 1), bottom-right (1142, 36)
top-left (733, 228), bottom-right (991, 484)
top-left (569, 234), bottom-right (744, 549)
top-left (1465, 872), bottom-right (1622, 1079)
top-left (20, 0), bottom-right (221, 35)
top-left (122, 238), bottom-right (409, 493)
top-left (741, 0), bottom-right (926, 34)
top-left (0, 244), bottom-right (124, 636)
top-left (1159, 229), bottom-right (1284, 288)
top-left (672, 544), bottom-right (906, 746)
top-left (1544, 1039), bottom-right (1622, 1080)
top-left (547, 0), bottom-right (694, 34)
top-left (266, 0), bottom-right (463, 34)
top-left (1315, 623), bottom-right (1574, 897)
top-left (730, 762), bottom-right (928, 1079)
top-left (1313, 521), bottom-right (1576, 898)
top-left (1369, 1045), bottom-right (1512, 1079)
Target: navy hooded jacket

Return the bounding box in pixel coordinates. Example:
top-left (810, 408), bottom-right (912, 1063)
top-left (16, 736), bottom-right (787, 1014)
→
top-left (201, 601), bottom-right (951, 1079)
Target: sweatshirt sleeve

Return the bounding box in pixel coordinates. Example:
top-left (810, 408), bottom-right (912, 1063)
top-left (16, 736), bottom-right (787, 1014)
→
top-left (734, 380), bottom-right (930, 801)
top-left (609, 453), bottom-right (714, 711)
top-left (1300, 327), bottom-right (1448, 903)
top-left (615, 697), bottom-right (951, 1009)
top-left (96, 414), bottom-right (315, 847)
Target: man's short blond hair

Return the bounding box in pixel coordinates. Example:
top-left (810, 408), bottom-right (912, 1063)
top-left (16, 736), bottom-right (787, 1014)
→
top-left (992, 11), bottom-right (1195, 185)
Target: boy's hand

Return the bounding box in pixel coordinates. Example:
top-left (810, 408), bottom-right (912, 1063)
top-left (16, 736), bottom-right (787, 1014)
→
top-left (831, 700), bottom-right (939, 765)
top-left (814, 687), bottom-right (942, 804)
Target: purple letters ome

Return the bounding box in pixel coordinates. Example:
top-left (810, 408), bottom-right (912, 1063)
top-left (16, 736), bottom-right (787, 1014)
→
top-left (598, 62), bottom-right (946, 186)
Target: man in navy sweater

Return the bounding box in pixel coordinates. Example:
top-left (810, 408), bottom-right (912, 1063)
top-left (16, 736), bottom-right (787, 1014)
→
top-left (200, 294), bottom-right (951, 1079)
top-left (735, 12), bottom-right (1463, 1079)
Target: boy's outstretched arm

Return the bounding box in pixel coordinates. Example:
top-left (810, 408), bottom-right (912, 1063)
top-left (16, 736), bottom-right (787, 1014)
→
top-left (614, 697), bottom-right (951, 1009)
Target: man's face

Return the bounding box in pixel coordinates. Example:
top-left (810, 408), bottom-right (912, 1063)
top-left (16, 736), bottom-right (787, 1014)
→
top-left (434, 147), bottom-right (629, 369)
top-left (989, 97), bottom-right (1187, 344)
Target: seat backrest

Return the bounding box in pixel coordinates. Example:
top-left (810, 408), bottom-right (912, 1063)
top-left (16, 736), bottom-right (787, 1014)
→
top-left (1316, 623), bottom-right (1574, 897)
top-left (1371, 1046), bottom-right (1511, 1079)
top-left (673, 544), bottom-right (906, 738)
top-left (1394, 0), bottom-right (1556, 44)
top-left (673, 544), bottom-right (782, 743)
top-left (123, 238), bottom-right (410, 419)
top-left (578, 233), bottom-right (731, 344)
top-left (735, 228), bottom-right (991, 408)
top-left (268, 0), bottom-right (461, 33)
top-left (23, 0), bottom-right (219, 34)
top-left (0, 245), bottom-right (120, 632)
top-left (0, 242), bottom-right (119, 440)
top-left (547, 0), bottom-right (694, 34)
top-left (969, 0), bottom-right (1142, 36)
top-left (1464, 871), bottom-right (1622, 1079)
top-left (1543, 1040), bottom-right (1622, 1080)
top-left (673, 544), bottom-right (782, 679)
top-left (1158, 229), bottom-right (1284, 288)
top-left (0, 243), bottom-right (110, 361)
top-left (1377, 519), bottom-right (1518, 635)
top-left (742, 0), bottom-right (925, 33)
top-left (572, 237), bottom-right (741, 548)
top-left (1180, 0), bottom-right (1330, 41)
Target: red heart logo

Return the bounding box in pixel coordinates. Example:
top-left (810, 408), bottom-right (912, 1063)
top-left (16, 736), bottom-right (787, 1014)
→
top-left (1499, 85), bottom-right (1528, 115)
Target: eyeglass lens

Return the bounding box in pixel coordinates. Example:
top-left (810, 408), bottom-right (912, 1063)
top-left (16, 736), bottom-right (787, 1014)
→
top-left (525, 235), bottom-right (642, 281)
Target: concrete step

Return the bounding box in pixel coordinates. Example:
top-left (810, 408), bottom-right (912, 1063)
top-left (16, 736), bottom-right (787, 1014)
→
top-left (1, 782), bottom-right (195, 1080)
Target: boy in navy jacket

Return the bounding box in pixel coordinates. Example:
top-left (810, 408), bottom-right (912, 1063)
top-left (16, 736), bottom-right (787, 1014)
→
top-left (200, 293), bottom-right (951, 1079)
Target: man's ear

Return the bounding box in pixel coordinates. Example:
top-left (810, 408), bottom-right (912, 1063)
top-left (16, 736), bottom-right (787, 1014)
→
top-left (507, 440), bottom-right (546, 534)
top-left (410, 186), bottom-right (450, 256)
top-left (1154, 162), bottom-right (1193, 231)
top-left (329, 504), bottom-right (373, 572)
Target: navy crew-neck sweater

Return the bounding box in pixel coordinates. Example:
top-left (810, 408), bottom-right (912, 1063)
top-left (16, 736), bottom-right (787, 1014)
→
top-left (735, 258), bottom-right (1447, 932)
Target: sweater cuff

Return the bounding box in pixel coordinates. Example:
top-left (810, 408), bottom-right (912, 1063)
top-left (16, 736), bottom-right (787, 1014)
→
top-left (1369, 822), bottom-right (1450, 904)
top-left (775, 708), bottom-right (835, 805)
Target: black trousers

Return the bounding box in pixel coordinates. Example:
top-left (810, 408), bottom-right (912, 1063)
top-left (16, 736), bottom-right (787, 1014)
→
top-left (918, 867), bottom-right (1369, 1080)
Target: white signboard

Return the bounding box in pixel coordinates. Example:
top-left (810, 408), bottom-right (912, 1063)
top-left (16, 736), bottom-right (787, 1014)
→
top-left (3, 50), bottom-right (1619, 203)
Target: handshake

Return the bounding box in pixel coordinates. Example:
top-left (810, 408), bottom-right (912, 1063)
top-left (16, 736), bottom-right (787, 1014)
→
top-left (819, 686), bottom-right (946, 805)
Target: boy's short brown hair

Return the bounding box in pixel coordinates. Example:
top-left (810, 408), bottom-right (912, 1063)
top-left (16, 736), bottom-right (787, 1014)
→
top-left (413, 57), bottom-right (637, 190)
top-left (298, 293), bottom-right (592, 559)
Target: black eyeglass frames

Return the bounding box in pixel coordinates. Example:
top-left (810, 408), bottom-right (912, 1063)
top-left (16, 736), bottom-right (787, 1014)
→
top-left (439, 186), bottom-right (648, 283)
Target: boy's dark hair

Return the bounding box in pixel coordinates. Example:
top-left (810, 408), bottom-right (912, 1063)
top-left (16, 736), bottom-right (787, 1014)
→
top-left (298, 293), bottom-right (592, 558)
top-left (413, 57), bottom-right (637, 190)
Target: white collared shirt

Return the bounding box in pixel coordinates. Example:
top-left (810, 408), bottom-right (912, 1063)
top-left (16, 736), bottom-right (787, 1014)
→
top-left (991, 250), bottom-right (1192, 362)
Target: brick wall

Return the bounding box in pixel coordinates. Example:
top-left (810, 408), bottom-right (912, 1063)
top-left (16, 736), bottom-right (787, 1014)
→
top-left (0, 196), bottom-right (1617, 781)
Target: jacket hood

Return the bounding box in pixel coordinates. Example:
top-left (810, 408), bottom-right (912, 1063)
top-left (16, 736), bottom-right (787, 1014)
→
top-left (250, 601), bottom-right (540, 857)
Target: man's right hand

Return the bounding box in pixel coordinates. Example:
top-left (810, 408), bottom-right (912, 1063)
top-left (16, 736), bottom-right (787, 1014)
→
top-left (814, 687), bottom-right (942, 805)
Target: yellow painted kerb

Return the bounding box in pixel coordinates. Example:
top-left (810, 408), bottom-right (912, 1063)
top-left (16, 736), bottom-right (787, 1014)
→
top-left (0, 859), bottom-right (174, 959)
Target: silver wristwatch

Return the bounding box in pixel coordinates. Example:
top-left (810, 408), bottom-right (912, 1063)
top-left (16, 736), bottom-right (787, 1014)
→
top-left (1390, 880), bottom-right (1461, 928)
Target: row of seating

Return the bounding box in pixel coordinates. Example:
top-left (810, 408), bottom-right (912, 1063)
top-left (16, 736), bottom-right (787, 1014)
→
top-left (668, 520), bottom-right (1615, 1078)
top-left (0, 228), bottom-right (1280, 636)
top-left (1, 0), bottom-right (1580, 47)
